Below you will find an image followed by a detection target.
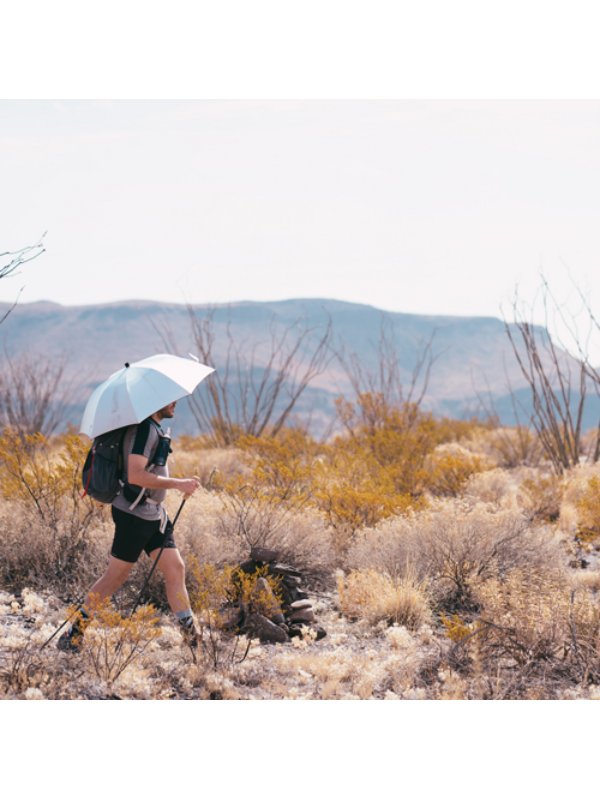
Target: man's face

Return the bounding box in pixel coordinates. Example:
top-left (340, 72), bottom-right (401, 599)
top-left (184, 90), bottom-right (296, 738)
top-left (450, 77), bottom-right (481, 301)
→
top-left (157, 401), bottom-right (177, 419)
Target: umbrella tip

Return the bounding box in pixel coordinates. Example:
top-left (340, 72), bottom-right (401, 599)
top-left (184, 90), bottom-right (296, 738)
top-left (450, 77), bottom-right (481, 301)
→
top-left (125, 362), bottom-right (130, 368)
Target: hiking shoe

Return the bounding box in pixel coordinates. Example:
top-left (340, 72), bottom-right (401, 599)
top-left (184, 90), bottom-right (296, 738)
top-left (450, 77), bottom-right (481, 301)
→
top-left (56, 616), bottom-right (90, 653)
top-left (180, 624), bottom-right (200, 650)
top-left (57, 623), bottom-right (86, 653)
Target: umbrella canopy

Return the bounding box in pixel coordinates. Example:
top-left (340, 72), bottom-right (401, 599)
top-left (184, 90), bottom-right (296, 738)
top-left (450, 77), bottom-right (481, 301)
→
top-left (80, 353), bottom-right (214, 438)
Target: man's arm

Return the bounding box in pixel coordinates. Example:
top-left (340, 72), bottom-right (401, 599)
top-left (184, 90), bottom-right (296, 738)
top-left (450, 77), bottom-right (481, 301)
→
top-left (127, 454), bottom-right (200, 496)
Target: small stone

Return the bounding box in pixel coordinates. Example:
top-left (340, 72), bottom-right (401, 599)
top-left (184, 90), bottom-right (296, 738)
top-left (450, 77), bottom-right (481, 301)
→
top-left (243, 613), bottom-right (290, 644)
top-left (250, 547), bottom-right (279, 563)
top-left (253, 577), bottom-right (271, 593)
top-left (288, 608), bottom-right (316, 623)
top-left (270, 564), bottom-right (303, 578)
top-left (312, 626), bottom-right (327, 641)
top-left (289, 600), bottom-right (312, 610)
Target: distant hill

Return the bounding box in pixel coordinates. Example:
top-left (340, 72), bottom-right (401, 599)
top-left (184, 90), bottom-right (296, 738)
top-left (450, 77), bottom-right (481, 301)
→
top-left (0, 297), bottom-right (598, 436)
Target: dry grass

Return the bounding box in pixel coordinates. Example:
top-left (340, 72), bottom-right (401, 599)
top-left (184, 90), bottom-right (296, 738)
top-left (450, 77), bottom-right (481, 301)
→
top-left (337, 568), bottom-right (431, 630)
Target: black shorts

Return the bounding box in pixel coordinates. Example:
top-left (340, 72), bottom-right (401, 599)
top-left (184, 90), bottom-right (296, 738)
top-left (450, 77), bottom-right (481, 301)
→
top-left (110, 506), bottom-right (177, 563)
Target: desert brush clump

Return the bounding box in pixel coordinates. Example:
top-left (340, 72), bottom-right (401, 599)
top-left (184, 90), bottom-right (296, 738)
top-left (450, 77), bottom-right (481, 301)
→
top-left (76, 594), bottom-right (161, 689)
top-left (461, 425), bottom-right (545, 469)
top-left (573, 475), bottom-right (600, 543)
top-left (516, 470), bottom-right (564, 522)
top-left (213, 485), bottom-right (336, 582)
top-left (336, 568), bottom-right (431, 630)
top-left (466, 567), bottom-right (600, 697)
top-left (187, 559), bottom-right (281, 670)
top-left (557, 464), bottom-right (600, 544)
top-left (171, 440), bottom-right (251, 487)
top-left (422, 442), bottom-right (493, 497)
top-left (0, 429), bottom-right (112, 595)
top-left (347, 499), bottom-right (564, 613)
top-left (462, 467), bottom-right (520, 510)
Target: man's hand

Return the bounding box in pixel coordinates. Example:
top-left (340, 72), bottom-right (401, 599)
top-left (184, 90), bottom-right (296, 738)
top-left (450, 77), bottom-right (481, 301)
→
top-left (177, 477), bottom-right (201, 497)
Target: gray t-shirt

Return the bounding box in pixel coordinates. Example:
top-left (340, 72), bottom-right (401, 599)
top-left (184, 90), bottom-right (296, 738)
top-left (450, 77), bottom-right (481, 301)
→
top-left (112, 418), bottom-right (169, 521)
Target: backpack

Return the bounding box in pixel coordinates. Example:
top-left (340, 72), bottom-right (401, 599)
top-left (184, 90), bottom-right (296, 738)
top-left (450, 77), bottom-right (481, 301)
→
top-left (81, 427), bottom-right (128, 503)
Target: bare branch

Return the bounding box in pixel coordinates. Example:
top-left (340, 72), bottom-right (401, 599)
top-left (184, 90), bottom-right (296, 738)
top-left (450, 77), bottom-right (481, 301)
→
top-left (158, 305), bottom-right (332, 444)
top-left (333, 313), bottom-right (437, 432)
top-left (0, 351), bottom-right (78, 440)
top-left (504, 280), bottom-right (599, 472)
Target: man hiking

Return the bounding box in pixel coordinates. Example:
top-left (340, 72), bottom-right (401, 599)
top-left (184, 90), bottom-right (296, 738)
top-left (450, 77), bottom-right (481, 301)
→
top-left (58, 400), bottom-right (201, 652)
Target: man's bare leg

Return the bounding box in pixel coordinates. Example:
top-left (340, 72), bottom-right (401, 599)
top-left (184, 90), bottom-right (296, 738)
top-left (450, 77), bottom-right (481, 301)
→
top-left (86, 555), bottom-right (135, 605)
top-left (148, 547), bottom-right (197, 650)
top-left (148, 547), bottom-right (190, 613)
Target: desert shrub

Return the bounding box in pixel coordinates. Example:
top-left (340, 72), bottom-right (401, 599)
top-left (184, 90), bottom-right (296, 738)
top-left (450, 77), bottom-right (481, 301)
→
top-left (574, 476), bottom-right (600, 543)
top-left (462, 468), bottom-right (519, 509)
top-left (172, 442), bottom-right (250, 487)
top-left (515, 469), bottom-right (563, 522)
top-left (313, 397), bottom-right (486, 538)
top-left (311, 444), bottom-right (421, 551)
top-left (82, 594), bottom-right (161, 688)
top-left (0, 430), bottom-right (108, 594)
top-left (581, 428), bottom-right (600, 462)
top-left (0, 502), bottom-right (112, 598)
top-left (337, 568), bottom-right (431, 630)
top-left (558, 464), bottom-right (600, 542)
top-left (471, 568), bottom-right (600, 695)
top-left (235, 429), bottom-right (318, 503)
top-left (187, 559), bottom-right (281, 669)
top-left (164, 488), bottom-right (247, 566)
top-left (0, 632), bottom-right (53, 697)
top-left (211, 487), bottom-right (336, 583)
top-left (463, 426), bottom-right (544, 469)
top-left (421, 443), bottom-right (493, 497)
top-left (347, 500), bottom-right (563, 612)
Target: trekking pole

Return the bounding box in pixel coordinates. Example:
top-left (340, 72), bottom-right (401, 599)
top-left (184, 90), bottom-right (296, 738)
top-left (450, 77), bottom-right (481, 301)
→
top-left (129, 495), bottom-right (188, 618)
top-left (39, 605), bottom-right (85, 651)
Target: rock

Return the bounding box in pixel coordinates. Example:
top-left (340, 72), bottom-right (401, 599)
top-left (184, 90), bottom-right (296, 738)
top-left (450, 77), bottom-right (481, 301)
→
top-left (289, 600), bottom-right (312, 610)
top-left (282, 575), bottom-right (302, 587)
top-left (313, 626), bottom-right (327, 641)
top-left (281, 587), bottom-right (309, 604)
top-left (289, 608), bottom-right (316, 623)
top-left (250, 547), bottom-right (279, 563)
top-left (243, 613), bottom-right (290, 644)
top-left (270, 564), bottom-right (303, 578)
top-left (253, 577), bottom-right (271, 594)
top-left (271, 613), bottom-right (286, 625)
top-left (238, 560), bottom-right (260, 574)
top-left (569, 558), bottom-right (590, 569)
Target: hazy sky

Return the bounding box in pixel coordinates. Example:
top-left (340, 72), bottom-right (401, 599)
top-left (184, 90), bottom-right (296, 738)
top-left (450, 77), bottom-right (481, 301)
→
top-left (2, 99), bottom-right (600, 356)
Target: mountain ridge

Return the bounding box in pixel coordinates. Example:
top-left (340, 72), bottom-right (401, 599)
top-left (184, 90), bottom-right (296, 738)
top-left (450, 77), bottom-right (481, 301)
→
top-left (0, 297), bottom-right (596, 435)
